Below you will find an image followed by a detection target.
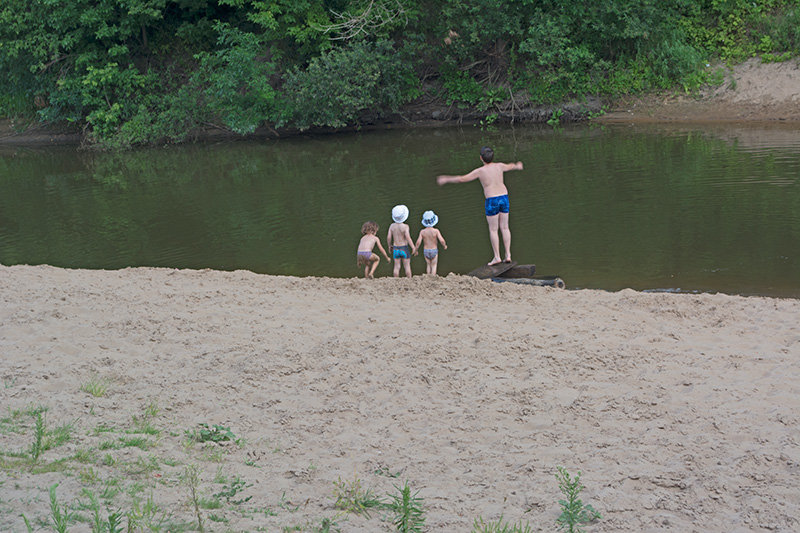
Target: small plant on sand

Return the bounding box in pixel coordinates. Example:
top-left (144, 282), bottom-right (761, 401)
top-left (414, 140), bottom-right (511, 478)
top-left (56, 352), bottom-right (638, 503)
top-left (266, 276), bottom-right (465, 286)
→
top-left (183, 464), bottom-right (204, 533)
top-left (472, 515), bottom-right (533, 533)
top-left (80, 375), bottom-right (111, 397)
top-left (555, 467), bottom-right (601, 533)
top-left (311, 516), bottom-right (342, 532)
top-left (186, 423), bottom-right (241, 445)
top-left (213, 476), bottom-right (253, 505)
top-left (49, 483), bottom-right (74, 533)
top-left (332, 476), bottom-right (383, 516)
top-left (127, 491), bottom-right (168, 531)
top-left (76, 489), bottom-right (124, 533)
top-left (30, 411), bottom-right (46, 462)
top-left (386, 481), bottom-right (425, 533)
top-left (45, 421), bottom-right (75, 450)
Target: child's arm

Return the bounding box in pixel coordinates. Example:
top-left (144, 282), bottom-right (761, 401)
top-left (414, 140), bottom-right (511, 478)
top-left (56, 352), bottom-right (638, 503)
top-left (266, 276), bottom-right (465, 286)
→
top-left (386, 226), bottom-right (393, 249)
top-left (375, 238), bottom-right (390, 261)
top-left (437, 230), bottom-right (447, 249)
top-left (413, 232), bottom-right (423, 255)
top-left (405, 227), bottom-right (417, 253)
top-left (501, 161), bottom-right (523, 172)
top-left (436, 167), bottom-right (481, 185)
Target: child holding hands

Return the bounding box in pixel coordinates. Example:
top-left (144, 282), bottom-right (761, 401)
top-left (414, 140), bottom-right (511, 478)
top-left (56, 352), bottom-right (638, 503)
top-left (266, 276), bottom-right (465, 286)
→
top-left (414, 210), bottom-right (447, 275)
top-left (387, 204), bottom-right (417, 278)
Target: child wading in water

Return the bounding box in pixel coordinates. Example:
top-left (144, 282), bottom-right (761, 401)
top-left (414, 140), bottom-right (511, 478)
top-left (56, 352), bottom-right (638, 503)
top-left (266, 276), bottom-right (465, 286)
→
top-left (387, 204), bottom-right (417, 278)
top-left (414, 210), bottom-right (447, 275)
top-left (356, 221), bottom-right (390, 278)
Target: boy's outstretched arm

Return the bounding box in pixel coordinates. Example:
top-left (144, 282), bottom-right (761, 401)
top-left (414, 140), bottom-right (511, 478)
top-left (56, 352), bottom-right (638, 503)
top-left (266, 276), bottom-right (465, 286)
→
top-left (501, 161), bottom-right (523, 172)
top-left (413, 233), bottom-right (423, 255)
top-left (437, 167), bottom-right (481, 185)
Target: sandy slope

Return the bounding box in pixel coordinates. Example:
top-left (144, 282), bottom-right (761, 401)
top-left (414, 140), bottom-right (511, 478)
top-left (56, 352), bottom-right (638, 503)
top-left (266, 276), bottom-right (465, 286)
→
top-left (1, 265), bottom-right (798, 532)
top-left (599, 58), bottom-right (800, 123)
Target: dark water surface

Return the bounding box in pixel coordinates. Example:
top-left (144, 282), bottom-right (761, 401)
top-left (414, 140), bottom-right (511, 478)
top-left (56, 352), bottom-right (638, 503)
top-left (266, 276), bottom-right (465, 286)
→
top-left (2, 123), bottom-right (799, 297)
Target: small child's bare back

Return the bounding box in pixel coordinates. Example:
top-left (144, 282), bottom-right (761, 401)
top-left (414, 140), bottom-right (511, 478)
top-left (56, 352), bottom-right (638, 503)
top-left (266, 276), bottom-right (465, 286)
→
top-left (419, 227), bottom-right (442, 250)
top-left (358, 234), bottom-right (380, 253)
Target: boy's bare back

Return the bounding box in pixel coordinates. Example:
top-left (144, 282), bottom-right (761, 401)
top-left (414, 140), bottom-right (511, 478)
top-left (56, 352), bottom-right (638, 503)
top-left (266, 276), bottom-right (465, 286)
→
top-left (419, 227), bottom-right (444, 249)
top-left (387, 222), bottom-right (413, 247)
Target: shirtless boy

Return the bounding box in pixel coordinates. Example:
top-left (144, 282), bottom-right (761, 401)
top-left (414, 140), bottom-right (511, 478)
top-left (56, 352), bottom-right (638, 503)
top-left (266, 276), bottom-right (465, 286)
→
top-left (386, 204), bottom-right (417, 278)
top-left (414, 210), bottom-right (447, 275)
top-left (356, 221), bottom-right (390, 278)
top-left (436, 146), bottom-right (523, 265)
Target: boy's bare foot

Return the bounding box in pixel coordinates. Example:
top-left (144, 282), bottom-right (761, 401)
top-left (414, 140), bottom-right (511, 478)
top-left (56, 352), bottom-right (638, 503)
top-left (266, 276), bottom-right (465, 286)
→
top-left (488, 258), bottom-right (503, 266)
top-left (504, 258), bottom-right (512, 263)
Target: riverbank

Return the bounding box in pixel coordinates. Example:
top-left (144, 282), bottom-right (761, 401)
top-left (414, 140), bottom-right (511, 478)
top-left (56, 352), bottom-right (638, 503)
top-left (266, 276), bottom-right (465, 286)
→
top-left (1, 264), bottom-right (798, 531)
top-left (597, 58), bottom-right (800, 123)
top-left (3, 58), bottom-right (799, 147)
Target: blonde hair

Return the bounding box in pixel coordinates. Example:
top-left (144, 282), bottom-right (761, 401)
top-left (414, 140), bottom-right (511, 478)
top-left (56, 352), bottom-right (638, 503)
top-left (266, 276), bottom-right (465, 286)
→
top-left (361, 221), bottom-right (379, 235)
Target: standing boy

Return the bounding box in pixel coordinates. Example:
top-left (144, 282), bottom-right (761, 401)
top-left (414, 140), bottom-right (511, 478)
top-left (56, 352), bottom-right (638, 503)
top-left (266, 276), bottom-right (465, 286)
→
top-left (387, 204), bottom-right (417, 278)
top-left (436, 146), bottom-right (523, 265)
top-left (414, 210), bottom-right (447, 275)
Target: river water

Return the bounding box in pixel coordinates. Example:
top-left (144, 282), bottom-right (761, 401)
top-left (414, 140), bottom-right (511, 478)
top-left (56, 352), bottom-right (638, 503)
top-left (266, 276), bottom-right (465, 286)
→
top-left (1, 123), bottom-right (799, 297)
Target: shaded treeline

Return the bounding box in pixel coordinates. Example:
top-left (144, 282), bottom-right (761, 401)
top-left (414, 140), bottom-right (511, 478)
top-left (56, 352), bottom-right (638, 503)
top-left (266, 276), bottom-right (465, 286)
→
top-left (1, 0), bottom-right (799, 147)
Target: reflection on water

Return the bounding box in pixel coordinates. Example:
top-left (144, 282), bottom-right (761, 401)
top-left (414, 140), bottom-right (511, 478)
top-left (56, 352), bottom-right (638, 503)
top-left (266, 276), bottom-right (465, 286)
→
top-left (1, 123), bottom-right (799, 297)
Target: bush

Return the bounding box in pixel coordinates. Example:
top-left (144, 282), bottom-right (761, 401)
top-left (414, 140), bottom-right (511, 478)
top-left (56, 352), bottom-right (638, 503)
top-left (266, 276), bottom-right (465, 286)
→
top-left (280, 39), bottom-right (417, 130)
top-left (192, 23), bottom-right (278, 135)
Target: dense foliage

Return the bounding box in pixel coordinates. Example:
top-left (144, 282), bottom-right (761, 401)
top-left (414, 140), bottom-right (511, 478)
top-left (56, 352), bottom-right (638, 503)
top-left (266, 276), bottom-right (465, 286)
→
top-left (1, 0), bottom-right (798, 146)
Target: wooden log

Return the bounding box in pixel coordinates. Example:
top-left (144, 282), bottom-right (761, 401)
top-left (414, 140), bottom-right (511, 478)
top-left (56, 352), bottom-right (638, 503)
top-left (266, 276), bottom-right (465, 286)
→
top-left (494, 264), bottom-right (536, 278)
top-left (467, 260), bottom-right (517, 279)
top-left (491, 276), bottom-right (566, 289)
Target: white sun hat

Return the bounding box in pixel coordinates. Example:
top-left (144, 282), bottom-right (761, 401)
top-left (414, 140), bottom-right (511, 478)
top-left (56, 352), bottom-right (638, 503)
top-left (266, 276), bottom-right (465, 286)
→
top-left (421, 210), bottom-right (439, 227)
top-left (392, 204), bottom-right (409, 223)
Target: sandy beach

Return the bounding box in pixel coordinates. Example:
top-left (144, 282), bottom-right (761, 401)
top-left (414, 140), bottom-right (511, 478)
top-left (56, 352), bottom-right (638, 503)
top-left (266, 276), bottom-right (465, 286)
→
top-left (1, 264), bottom-right (798, 532)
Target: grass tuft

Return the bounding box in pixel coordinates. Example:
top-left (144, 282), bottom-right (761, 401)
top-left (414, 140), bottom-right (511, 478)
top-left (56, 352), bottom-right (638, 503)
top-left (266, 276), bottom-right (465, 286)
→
top-left (332, 476), bottom-right (383, 517)
top-left (80, 375), bottom-right (111, 397)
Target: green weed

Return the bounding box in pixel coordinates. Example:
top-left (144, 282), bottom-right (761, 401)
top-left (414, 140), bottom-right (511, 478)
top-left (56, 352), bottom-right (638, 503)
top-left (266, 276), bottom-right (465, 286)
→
top-left (71, 448), bottom-right (96, 464)
top-left (555, 466), bottom-right (601, 533)
top-left (45, 421), bottom-right (75, 450)
top-left (213, 476), bottom-right (252, 505)
top-left (129, 401), bottom-right (160, 435)
top-left (198, 497), bottom-right (223, 510)
top-left (310, 517), bottom-right (341, 533)
top-left (374, 466), bottom-right (401, 478)
top-left (79, 466), bottom-right (100, 484)
top-left (547, 108), bottom-right (564, 126)
top-left (473, 515), bottom-right (534, 532)
top-left (118, 436), bottom-right (151, 450)
top-left (127, 491), bottom-right (169, 532)
top-left (30, 412), bottom-right (45, 462)
top-left (49, 483), bottom-right (74, 533)
top-left (183, 465), bottom-right (204, 533)
top-left (80, 375), bottom-right (111, 397)
top-left (186, 423), bottom-right (241, 445)
top-left (386, 481), bottom-right (425, 533)
top-left (332, 476), bottom-right (383, 516)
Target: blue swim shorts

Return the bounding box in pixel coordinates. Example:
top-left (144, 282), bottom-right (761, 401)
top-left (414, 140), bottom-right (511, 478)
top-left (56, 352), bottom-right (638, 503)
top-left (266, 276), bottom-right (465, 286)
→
top-left (484, 194), bottom-right (510, 217)
top-left (392, 245), bottom-right (411, 259)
